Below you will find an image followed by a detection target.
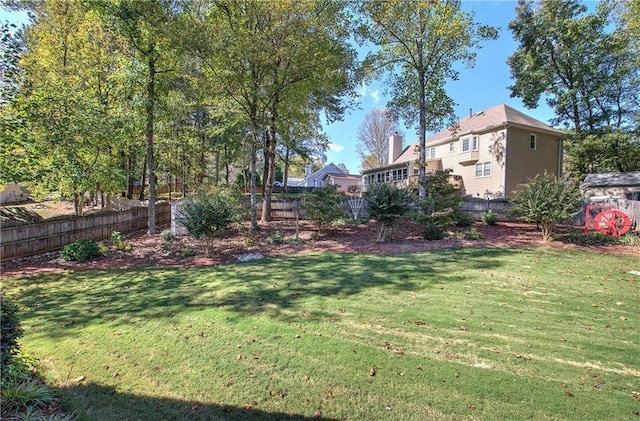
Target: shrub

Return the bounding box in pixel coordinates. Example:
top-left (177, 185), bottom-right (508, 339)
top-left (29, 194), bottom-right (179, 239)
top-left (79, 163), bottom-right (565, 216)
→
top-left (176, 189), bottom-right (239, 257)
top-left (453, 210), bottom-right (474, 227)
top-left (415, 170), bottom-right (463, 228)
top-left (463, 227), bottom-right (485, 240)
top-left (60, 239), bottom-right (102, 262)
top-left (302, 185), bottom-right (345, 233)
top-left (0, 379), bottom-right (53, 413)
top-left (181, 248), bottom-right (194, 258)
top-left (111, 231), bottom-right (133, 252)
top-left (266, 231), bottom-right (284, 245)
top-left (507, 172), bottom-right (582, 241)
top-left (1, 293), bottom-right (23, 375)
top-left (365, 183), bottom-right (413, 242)
top-left (160, 229), bottom-right (175, 243)
top-left (482, 210), bottom-right (499, 226)
top-left (423, 223), bottom-right (444, 241)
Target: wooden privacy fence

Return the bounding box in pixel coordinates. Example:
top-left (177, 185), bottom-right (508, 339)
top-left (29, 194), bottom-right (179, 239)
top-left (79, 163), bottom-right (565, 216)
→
top-left (1, 203), bottom-right (171, 260)
top-left (461, 199), bottom-right (510, 220)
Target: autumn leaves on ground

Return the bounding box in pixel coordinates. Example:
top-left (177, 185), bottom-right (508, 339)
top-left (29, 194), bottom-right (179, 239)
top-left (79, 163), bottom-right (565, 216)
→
top-left (3, 245), bottom-right (639, 420)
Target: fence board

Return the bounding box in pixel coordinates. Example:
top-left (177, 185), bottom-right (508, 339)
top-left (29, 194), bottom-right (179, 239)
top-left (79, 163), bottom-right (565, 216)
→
top-left (1, 203), bottom-right (170, 260)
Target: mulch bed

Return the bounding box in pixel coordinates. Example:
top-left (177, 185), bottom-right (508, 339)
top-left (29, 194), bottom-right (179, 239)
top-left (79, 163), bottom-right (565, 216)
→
top-left (2, 219), bottom-right (637, 278)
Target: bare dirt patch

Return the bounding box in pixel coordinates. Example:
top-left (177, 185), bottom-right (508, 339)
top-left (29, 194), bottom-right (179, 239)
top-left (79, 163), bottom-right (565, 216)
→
top-left (2, 219), bottom-right (637, 278)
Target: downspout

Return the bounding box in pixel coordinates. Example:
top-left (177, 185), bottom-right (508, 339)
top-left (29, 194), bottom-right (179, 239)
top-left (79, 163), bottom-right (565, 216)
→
top-left (557, 137), bottom-right (564, 177)
top-left (502, 124), bottom-right (509, 197)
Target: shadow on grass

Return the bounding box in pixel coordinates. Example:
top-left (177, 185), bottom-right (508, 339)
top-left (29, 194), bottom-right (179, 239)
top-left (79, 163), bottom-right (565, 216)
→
top-left (9, 247), bottom-right (520, 336)
top-left (54, 382), bottom-right (329, 421)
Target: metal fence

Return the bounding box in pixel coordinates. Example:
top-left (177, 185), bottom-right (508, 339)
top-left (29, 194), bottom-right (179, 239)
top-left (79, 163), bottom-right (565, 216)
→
top-left (1, 203), bottom-right (171, 260)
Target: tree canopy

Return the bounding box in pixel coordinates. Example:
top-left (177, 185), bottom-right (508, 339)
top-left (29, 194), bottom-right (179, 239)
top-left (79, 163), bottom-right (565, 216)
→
top-left (508, 0), bottom-right (640, 178)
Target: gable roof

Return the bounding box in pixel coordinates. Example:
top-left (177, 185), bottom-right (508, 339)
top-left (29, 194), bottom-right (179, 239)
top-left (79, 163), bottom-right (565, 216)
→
top-left (582, 171), bottom-right (640, 188)
top-left (393, 104), bottom-right (562, 165)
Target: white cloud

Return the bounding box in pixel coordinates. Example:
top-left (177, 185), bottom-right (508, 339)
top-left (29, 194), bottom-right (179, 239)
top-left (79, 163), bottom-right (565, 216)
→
top-left (328, 143), bottom-right (345, 152)
top-left (357, 81), bottom-right (368, 98)
top-left (370, 89), bottom-right (380, 103)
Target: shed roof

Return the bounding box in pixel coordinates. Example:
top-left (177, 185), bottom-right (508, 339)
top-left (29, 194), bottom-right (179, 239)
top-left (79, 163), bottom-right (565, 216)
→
top-left (582, 171), bottom-right (640, 188)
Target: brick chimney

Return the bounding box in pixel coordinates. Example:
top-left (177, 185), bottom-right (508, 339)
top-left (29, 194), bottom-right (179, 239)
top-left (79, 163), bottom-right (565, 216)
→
top-left (388, 132), bottom-right (403, 165)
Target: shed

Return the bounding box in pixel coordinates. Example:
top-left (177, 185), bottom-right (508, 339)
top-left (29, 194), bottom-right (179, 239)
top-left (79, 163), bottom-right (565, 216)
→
top-left (582, 172), bottom-right (640, 201)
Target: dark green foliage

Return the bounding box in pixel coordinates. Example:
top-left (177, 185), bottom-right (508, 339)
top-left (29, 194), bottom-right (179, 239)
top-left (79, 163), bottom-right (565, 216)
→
top-left (559, 232), bottom-right (640, 246)
top-left (507, 172), bottom-right (583, 241)
top-left (302, 185), bottom-right (345, 233)
top-left (416, 170), bottom-right (463, 228)
top-left (453, 209), bottom-right (474, 227)
top-left (482, 210), bottom-right (499, 226)
top-left (423, 222), bottom-right (444, 241)
top-left (60, 239), bottom-right (102, 262)
top-left (463, 227), bottom-right (485, 240)
top-left (1, 293), bottom-right (23, 375)
top-left (176, 189), bottom-right (239, 256)
top-left (181, 248), bottom-right (194, 258)
top-left (0, 378), bottom-right (54, 413)
top-left (365, 182), bottom-right (413, 242)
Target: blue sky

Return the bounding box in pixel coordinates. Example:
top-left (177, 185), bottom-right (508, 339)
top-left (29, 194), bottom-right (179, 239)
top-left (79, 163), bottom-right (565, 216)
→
top-left (2, 2), bottom-right (558, 174)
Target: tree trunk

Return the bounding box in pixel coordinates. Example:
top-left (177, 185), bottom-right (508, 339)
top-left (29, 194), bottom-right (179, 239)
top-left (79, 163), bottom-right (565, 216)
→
top-left (261, 108), bottom-right (278, 223)
top-left (418, 68), bottom-right (427, 199)
top-left (146, 40), bottom-right (157, 235)
top-left (139, 158), bottom-right (147, 201)
top-left (283, 146), bottom-right (290, 193)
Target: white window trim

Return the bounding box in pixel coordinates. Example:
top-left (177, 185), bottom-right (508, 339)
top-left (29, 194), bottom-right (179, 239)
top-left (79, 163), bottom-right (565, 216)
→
top-left (461, 137), bottom-right (470, 153)
top-left (449, 142), bottom-right (455, 152)
top-left (475, 161), bottom-right (492, 178)
top-left (529, 134), bottom-right (537, 150)
top-left (472, 135), bottom-right (479, 151)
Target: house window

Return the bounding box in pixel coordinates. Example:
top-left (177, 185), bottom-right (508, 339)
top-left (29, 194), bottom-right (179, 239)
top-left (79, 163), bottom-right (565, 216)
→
top-left (472, 136), bottom-right (479, 151)
top-left (461, 137), bottom-right (470, 152)
top-left (529, 134), bottom-right (537, 150)
top-left (426, 147), bottom-right (436, 159)
top-left (449, 142), bottom-right (455, 152)
top-left (475, 161), bottom-right (491, 177)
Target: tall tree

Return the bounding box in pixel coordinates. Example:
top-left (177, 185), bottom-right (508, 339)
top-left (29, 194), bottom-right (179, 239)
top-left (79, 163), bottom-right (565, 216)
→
top-left (508, 0), bottom-right (640, 178)
top-left (355, 107), bottom-right (403, 170)
top-left (97, 0), bottom-right (181, 233)
top-left (4, 0), bottom-right (132, 214)
top-left (187, 0), bottom-right (357, 226)
top-left (358, 0), bottom-right (497, 197)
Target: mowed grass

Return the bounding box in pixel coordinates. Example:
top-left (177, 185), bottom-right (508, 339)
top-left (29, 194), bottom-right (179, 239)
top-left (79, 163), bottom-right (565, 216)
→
top-left (3, 247), bottom-right (639, 420)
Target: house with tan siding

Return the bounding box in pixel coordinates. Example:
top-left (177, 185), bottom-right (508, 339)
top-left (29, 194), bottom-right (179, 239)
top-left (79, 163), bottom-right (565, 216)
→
top-left (362, 104), bottom-right (563, 198)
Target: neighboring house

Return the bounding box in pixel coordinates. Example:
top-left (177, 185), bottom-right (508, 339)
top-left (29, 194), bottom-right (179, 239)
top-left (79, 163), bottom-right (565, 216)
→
top-left (322, 173), bottom-right (362, 194)
top-left (0, 183), bottom-right (29, 204)
top-left (362, 104), bottom-right (564, 198)
top-left (299, 163), bottom-right (361, 192)
top-left (582, 171), bottom-right (640, 201)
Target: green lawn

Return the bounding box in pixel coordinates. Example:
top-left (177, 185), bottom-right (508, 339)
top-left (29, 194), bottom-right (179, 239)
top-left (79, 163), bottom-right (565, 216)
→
top-left (3, 247), bottom-right (639, 420)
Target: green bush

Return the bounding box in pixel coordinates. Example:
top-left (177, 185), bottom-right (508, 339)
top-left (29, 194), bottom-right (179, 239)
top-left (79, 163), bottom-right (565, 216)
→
top-left (1, 293), bottom-right (23, 375)
top-left (365, 183), bottom-right (413, 242)
top-left (0, 379), bottom-right (53, 413)
top-left (160, 229), bottom-right (175, 243)
top-left (423, 223), bottom-right (444, 241)
top-left (181, 248), bottom-right (194, 258)
top-left (302, 185), bottom-right (345, 233)
top-left (415, 170), bottom-right (463, 229)
top-left (266, 231), bottom-right (284, 245)
top-left (60, 239), bottom-right (102, 262)
top-left (463, 227), bottom-right (485, 240)
top-left (176, 189), bottom-right (239, 257)
top-left (507, 172), bottom-right (583, 241)
top-left (482, 210), bottom-right (499, 226)
top-left (453, 210), bottom-right (474, 227)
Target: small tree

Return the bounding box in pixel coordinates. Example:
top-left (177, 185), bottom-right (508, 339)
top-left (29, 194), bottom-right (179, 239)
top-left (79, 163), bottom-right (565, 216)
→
top-left (302, 185), bottom-right (345, 233)
top-left (507, 172), bottom-right (583, 241)
top-left (365, 183), bottom-right (413, 242)
top-left (416, 170), bottom-right (464, 228)
top-left (176, 188), bottom-right (239, 256)
top-left (1, 292), bottom-right (23, 376)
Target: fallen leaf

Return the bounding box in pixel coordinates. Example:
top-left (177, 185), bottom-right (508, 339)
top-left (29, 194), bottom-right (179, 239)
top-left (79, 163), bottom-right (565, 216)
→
top-left (416, 365), bottom-right (423, 370)
top-left (326, 389), bottom-right (334, 398)
top-left (467, 404), bottom-right (476, 409)
top-left (393, 348), bottom-right (404, 355)
top-left (415, 320), bottom-right (425, 325)
top-left (369, 367), bottom-right (376, 376)
top-left (72, 375), bottom-right (85, 383)
top-left (564, 391), bottom-right (574, 397)
top-left (223, 379), bottom-right (233, 387)
top-left (313, 410), bottom-right (322, 418)
top-left (304, 374), bottom-right (310, 381)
